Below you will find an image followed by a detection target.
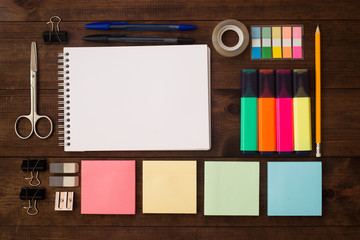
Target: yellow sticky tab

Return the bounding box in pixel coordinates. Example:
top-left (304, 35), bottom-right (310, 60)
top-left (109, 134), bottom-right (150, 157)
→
top-left (273, 47), bottom-right (282, 58)
top-left (272, 27), bottom-right (281, 39)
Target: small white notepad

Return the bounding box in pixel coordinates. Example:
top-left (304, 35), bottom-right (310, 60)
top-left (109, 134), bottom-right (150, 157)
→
top-left (58, 45), bottom-right (211, 151)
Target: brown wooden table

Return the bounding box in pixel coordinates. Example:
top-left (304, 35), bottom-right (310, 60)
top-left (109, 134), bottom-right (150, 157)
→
top-left (1, 0), bottom-right (359, 239)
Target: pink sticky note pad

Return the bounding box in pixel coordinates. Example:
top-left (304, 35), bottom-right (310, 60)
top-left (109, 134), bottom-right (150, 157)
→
top-left (81, 160), bottom-right (136, 214)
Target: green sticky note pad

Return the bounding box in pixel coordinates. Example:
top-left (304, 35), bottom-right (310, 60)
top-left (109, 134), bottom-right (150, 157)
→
top-left (204, 161), bottom-right (260, 216)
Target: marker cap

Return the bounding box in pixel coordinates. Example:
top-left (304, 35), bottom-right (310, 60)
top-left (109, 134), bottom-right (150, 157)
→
top-left (242, 69), bottom-right (258, 97)
top-left (259, 70), bottom-right (275, 98)
top-left (276, 70), bottom-right (292, 98)
top-left (293, 69), bottom-right (310, 97)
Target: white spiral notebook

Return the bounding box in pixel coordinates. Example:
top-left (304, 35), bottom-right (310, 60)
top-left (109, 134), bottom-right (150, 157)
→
top-left (58, 45), bottom-right (211, 151)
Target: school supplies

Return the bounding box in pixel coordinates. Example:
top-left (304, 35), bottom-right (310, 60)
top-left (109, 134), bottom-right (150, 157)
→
top-left (49, 176), bottom-right (79, 187)
top-left (43, 16), bottom-right (67, 44)
top-left (142, 161), bottom-right (197, 214)
top-left (21, 159), bottom-right (46, 186)
top-left (50, 163), bottom-right (79, 174)
top-left (276, 70), bottom-right (293, 154)
top-left (293, 69), bottom-right (312, 154)
top-left (315, 25), bottom-right (322, 157)
top-left (212, 19), bottom-right (249, 57)
top-left (251, 25), bottom-right (303, 59)
top-left (204, 161), bottom-right (259, 216)
top-left (82, 34), bottom-right (195, 44)
top-left (267, 162), bottom-right (322, 216)
top-left (15, 42), bottom-right (53, 139)
top-left (57, 45), bottom-right (211, 151)
top-left (81, 160), bottom-right (136, 214)
top-left (240, 69), bottom-right (258, 154)
top-left (55, 192), bottom-right (74, 211)
top-left (19, 187), bottom-right (45, 216)
top-left (85, 22), bottom-right (196, 31)
top-left (258, 70), bottom-right (276, 154)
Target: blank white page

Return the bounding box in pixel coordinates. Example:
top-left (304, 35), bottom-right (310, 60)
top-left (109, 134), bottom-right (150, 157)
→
top-left (61, 45), bottom-right (211, 151)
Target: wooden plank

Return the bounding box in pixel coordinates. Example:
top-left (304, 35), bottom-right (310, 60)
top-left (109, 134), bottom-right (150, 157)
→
top-left (1, 226), bottom-right (360, 240)
top-left (0, 21), bottom-right (359, 90)
top-left (1, 0), bottom-right (359, 21)
top-left (1, 89), bottom-right (359, 157)
top-left (0, 157), bottom-right (359, 227)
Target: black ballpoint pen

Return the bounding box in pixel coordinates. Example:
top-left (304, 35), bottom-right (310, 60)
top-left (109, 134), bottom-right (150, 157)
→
top-left (83, 34), bottom-right (195, 44)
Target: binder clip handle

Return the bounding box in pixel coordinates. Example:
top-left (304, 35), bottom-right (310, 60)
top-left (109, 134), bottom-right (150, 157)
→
top-left (21, 159), bottom-right (46, 186)
top-left (19, 188), bottom-right (45, 216)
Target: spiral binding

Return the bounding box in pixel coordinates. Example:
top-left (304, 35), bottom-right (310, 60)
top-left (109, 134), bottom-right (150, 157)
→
top-left (58, 52), bottom-right (71, 147)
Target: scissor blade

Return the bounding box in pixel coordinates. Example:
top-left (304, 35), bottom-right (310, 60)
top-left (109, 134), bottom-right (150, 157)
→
top-left (30, 42), bottom-right (37, 72)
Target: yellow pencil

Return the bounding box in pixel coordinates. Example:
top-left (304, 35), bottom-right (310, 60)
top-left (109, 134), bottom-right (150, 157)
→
top-left (315, 25), bottom-right (321, 157)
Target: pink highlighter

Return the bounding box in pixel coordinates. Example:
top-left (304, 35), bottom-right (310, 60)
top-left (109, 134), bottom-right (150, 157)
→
top-left (276, 70), bottom-right (293, 154)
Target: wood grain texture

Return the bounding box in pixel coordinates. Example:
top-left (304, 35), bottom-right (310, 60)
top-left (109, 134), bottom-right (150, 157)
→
top-left (1, 0), bottom-right (360, 21)
top-left (1, 0), bottom-right (360, 239)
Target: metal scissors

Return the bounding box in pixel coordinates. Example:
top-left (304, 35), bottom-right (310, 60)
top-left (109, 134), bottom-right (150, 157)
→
top-left (15, 42), bottom-right (53, 139)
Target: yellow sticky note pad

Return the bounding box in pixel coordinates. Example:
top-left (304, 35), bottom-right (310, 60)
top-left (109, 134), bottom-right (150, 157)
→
top-left (142, 161), bottom-right (197, 214)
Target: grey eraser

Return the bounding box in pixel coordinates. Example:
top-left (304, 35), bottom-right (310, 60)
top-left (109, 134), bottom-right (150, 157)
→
top-left (49, 176), bottom-right (79, 187)
top-left (50, 163), bottom-right (79, 173)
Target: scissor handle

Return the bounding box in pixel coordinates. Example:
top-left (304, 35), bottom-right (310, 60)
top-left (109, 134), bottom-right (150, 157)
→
top-left (15, 115), bottom-right (34, 139)
top-left (33, 114), bottom-right (53, 139)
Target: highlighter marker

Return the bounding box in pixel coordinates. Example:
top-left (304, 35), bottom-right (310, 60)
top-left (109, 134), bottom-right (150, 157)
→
top-left (258, 70), bottom-right (276, 155)
top-left (276, 70), bottom-right (293, 155)
top-left (241, 69), bottom-right (258, 154)
top-left (293, 69), bottom-right (312, 154)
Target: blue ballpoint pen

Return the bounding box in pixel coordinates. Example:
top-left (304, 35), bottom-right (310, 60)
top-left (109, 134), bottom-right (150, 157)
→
top-left (85, 22), bottom-right (196, 31)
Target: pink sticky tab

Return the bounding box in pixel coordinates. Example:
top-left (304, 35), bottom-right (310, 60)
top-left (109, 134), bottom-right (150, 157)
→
top-left (292, 27), bottom-right (302, 39)
top-left (293, 47), bottom-right (303, 59)
top-left (81, 160), bottom-right (136, 214)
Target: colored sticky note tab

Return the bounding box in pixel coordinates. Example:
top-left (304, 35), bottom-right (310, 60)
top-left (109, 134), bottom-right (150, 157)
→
top-left (204, 161), bottom-right (259, 216)
top-left (262, 27), bottom-right (272, 58)
top-left (292, 26), bottom-right (303, 59)
top-left (251, 27), bottom-right (261, 59)
top-left (251, 27), bottom-right (261, 38)
top-left (272, 27), bottom-right (282, 58)
top-left (292, 27), bottom-right (302, 38)
top-left (267, 162), bottom-right (322, 216)
top-left (81, 160), bottom-right (136, 214)
top-left (142, 161), bottom-right (197, 214)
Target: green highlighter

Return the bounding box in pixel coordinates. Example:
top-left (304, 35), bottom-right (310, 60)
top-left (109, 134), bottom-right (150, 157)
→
top-left (241, 69), bottom-right (258, 154)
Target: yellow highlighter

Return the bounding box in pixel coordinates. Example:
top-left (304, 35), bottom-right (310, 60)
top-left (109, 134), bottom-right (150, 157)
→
top-left (293, 69), bottom-right (312, 154)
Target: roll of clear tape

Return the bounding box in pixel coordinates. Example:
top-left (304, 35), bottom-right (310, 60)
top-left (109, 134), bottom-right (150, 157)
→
top-left (212, 19), bottom-right (249, 57)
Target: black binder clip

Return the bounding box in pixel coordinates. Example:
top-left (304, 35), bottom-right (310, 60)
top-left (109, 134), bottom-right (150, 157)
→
top-left (21, 159), bottom-right (46, 186)
top-left (19, 187), bottom-right (45, 216)
top-left (43, 16), bottom-right (67, 44)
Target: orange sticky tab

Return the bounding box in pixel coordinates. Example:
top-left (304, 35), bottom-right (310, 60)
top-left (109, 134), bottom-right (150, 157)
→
top-left (283, 47), bottom-right (292, 58)
top-left (282, 27), bottom-right (292, 39)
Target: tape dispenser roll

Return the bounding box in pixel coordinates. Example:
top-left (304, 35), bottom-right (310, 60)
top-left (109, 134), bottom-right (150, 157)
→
top-left (212, 19), bottom-right (249, 57)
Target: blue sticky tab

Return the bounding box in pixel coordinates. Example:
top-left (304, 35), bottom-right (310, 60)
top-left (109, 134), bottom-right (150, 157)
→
top-left (251, 27), bottom-right (261, 39)
top-left (267, 162), bottom-right (322, 216)
top-left (252, 47), bottom-right (261, 59)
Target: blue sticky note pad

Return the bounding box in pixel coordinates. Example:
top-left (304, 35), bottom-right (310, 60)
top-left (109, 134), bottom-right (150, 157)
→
top-left (267, 162), bottom-right (322, 216)
top-left (251, 27), bottom-right (261, 59)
